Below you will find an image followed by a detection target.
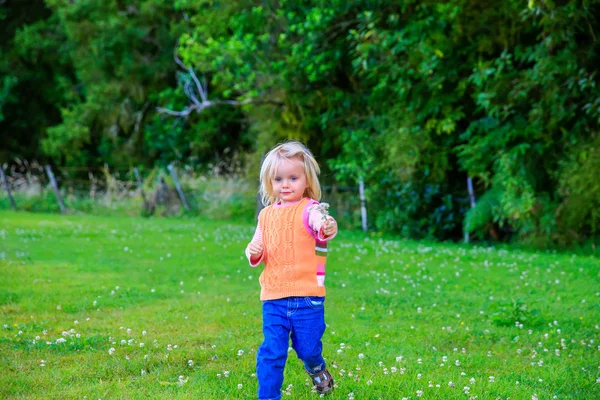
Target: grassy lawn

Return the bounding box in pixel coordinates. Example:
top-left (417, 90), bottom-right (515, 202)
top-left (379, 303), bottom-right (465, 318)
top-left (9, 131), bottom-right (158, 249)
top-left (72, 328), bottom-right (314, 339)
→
top-left (1, 210), bottom-right (599, 399)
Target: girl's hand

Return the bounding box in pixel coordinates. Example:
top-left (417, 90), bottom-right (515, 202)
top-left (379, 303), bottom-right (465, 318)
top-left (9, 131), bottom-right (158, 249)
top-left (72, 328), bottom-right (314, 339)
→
top-left (323, 217), bottom-right (337, 236)
top-left (247, 241), bottom-right (263, 257)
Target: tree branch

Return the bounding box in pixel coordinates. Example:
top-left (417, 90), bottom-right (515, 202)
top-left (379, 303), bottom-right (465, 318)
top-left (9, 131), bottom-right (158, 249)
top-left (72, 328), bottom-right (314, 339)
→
top-left (157, 98), bottom-right (257, 117)
top-left (188, 66), bottom-right (208, 103)
top-left (158, 47), bottom-right (261, 116)
top-left (173, 47), bottom-right (188, 71)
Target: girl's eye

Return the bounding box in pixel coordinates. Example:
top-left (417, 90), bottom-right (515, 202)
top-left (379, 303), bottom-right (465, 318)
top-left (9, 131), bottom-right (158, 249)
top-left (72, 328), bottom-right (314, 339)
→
top-left (274, 178), bottom-right (282, 182)
top-left (290, 177), bottom-right (297, 181)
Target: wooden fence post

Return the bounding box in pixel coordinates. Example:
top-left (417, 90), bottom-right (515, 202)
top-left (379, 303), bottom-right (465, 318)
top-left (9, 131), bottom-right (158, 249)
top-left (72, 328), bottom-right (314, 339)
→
top-left (167, 164), bottom-right (190, 211)
top-left (464, 176), bottom-right (476, 243)
top-left (44, 165), bottom-right (66, 213)
top-left (133, 168), bottom-right (149, 209)
top-left (0, 167), bottom-right (17, 210)
top-left (358, 177), bottom-right (368, 232)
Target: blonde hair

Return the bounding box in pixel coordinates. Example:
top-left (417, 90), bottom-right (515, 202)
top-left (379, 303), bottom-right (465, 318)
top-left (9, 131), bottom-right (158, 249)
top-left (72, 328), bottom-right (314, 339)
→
top-left (259, 141), bottom-right (321, 206)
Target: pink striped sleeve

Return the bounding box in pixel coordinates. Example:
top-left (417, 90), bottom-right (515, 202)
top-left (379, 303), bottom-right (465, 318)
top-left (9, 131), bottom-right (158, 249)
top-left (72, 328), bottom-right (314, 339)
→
top-left (303, 201), bottom-right (338, 241)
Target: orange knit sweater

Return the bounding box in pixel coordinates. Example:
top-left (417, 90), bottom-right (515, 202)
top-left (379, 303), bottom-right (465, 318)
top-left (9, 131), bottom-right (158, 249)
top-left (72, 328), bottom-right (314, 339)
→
top-left (258, 198), bottom-right (328, 300)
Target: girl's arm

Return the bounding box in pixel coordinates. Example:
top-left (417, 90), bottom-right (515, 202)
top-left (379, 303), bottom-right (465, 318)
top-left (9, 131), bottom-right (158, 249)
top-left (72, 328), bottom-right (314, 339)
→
top-left (245, 222), bottom-right (264, 267)
top-left (306, 202), bottom-right (338, 241)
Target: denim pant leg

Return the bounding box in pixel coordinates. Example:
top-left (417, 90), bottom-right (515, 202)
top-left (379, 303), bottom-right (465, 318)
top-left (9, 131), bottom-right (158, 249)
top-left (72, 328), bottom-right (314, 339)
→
top-left (290, 296), bottom-right (326, 374)
top-left (257, 299), bottom-right (290, 400)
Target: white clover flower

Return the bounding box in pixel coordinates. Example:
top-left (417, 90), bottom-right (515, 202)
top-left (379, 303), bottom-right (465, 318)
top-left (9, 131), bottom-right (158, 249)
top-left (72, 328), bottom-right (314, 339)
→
top-left (108, 347), bottom-right (116, 355)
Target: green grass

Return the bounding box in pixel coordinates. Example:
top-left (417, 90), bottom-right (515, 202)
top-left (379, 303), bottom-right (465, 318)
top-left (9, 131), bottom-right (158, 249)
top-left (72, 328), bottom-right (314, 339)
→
top-left (1, 210), bottom-right (599, 399)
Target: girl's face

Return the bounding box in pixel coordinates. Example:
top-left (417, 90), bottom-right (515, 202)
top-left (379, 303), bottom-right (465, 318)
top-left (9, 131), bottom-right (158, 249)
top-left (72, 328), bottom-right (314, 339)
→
top-left (271, 157), bottom-right (308, 205)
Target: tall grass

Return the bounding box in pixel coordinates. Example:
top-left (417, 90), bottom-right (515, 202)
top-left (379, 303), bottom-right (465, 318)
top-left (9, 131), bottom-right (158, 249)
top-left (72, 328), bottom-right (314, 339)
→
top-left (0, 160), bottom-right (361, 228)
top-left (0, 161), bottom-right (257, 221)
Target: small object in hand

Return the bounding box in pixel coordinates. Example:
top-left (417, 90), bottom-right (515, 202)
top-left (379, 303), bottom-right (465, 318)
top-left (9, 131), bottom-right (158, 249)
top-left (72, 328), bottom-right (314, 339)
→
top-left (310, 202), bottom-right (330, 222)
top-left (310, 202), bottom-right (335, 235)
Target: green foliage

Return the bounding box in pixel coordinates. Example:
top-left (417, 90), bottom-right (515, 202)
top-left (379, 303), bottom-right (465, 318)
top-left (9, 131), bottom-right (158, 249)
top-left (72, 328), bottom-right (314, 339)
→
top-left (464, 186), bottom-right (502, 238)
top-left (557, 134), bottom-right (600, 242)
top-left (0, 1), bottom-right (73, 162)
top-left (1, 0), bottom-right (599, 245)
top-left (0, 75), bottom-right (17, 122)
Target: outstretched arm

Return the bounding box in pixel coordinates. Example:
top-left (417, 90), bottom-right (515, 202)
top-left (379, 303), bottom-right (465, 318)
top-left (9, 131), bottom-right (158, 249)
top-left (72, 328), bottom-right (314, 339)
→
top-left (307, 206), bottom-right (338, 241)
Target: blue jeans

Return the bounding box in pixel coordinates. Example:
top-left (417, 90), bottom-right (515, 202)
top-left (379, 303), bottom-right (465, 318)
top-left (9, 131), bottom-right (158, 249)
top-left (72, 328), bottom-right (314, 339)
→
top-left (257, 296), bottom-right (327, 400)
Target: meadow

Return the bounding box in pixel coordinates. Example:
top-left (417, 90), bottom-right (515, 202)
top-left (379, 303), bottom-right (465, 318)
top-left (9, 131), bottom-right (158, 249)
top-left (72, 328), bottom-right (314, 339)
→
top-left (1, 210), bottom-right (599, 399)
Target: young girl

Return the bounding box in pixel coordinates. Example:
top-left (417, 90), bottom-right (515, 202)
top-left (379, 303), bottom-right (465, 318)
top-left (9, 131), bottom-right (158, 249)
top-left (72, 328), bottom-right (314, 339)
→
top-left (245, 141), bottom-right (338, 399)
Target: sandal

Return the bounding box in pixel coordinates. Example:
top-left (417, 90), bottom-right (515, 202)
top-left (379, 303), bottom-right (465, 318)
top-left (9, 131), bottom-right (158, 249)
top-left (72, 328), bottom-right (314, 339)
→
top-left (308, 368), bottom-right (334, 394)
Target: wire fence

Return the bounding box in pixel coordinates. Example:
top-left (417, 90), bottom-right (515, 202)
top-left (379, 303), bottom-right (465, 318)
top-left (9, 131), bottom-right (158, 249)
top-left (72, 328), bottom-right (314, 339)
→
top-left (0, 162), bottom-right (367, 230)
